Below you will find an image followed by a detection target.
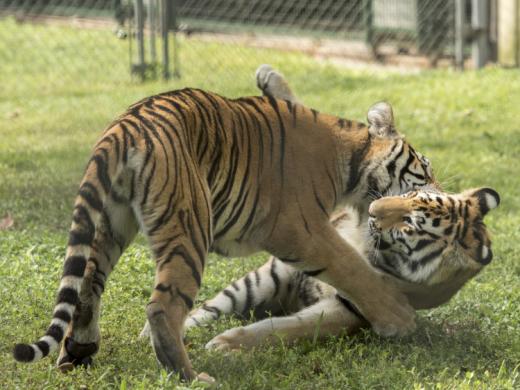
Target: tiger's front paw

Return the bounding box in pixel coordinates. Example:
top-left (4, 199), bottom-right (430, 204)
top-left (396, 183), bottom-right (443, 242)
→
top-left (205, 327), bottom-right (253, 351)
top-left (57, 337), bottom-right (98, 372)
top-left (364, 293), bottom-right (416, 337)
top-left (196, 371), bottom-right (217, 386)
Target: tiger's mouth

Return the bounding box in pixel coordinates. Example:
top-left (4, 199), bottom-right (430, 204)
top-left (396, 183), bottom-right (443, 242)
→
top-left (365, 219), bottom-right (407, 280)
top-left (367, 217), bottom-right (381, 237)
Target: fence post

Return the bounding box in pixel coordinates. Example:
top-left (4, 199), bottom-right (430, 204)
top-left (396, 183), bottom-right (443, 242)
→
top-left (498, 0), bottom-right (520, 66)
top-left (134, 0), bottom-right (146, 80)
top-left (171, 0), bottom-right (181, 78)
top-left (160, 0), bottom-right (170, 80)
top-left (364, 0), bottom-right (374, 50)
top-left (455, 0), bottom-right (465, 70)
top-left (472, 0), bottom-right (490, 68)
top-left (148, 0), bottom-right (157, 67)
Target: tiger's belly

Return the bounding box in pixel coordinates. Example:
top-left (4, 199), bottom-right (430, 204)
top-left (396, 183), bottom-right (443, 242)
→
top-left (211, 239), bottom-right (261, 257)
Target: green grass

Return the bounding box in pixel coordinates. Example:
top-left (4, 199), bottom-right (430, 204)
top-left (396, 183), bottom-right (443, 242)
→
top-left (1, 18), bottom-right (519, 389)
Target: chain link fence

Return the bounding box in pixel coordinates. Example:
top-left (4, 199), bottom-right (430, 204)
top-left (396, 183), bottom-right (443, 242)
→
top-left (0, 0), bottom-right (515, 128)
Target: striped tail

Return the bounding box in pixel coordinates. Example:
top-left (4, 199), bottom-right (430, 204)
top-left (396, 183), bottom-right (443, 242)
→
top-left (13, 128), bottom-right (123, 363)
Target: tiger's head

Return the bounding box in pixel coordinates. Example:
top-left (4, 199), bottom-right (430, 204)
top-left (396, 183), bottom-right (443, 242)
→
top-left (366, 186), bottom-right (500, 286)
top-left (361, 101), bottom-right (436, 198)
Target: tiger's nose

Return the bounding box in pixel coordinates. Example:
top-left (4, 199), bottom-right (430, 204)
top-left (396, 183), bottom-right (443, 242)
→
top-left (368, 200), bottom-right (388, 220)
top-left (368, 197), bottom-right (410, 229)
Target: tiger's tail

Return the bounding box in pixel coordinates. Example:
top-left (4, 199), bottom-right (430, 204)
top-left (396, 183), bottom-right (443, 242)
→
top-left (13, 126), bottom-right (124, 363)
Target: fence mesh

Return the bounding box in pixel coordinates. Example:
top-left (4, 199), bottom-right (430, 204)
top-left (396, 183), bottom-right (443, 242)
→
top-left (0, 1), bottom-right (463, 95)
top-left (0, 0), bottom-right (511, 133)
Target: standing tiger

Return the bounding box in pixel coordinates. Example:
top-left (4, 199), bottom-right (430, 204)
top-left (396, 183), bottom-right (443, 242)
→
top-left (13, 68), bottom-right (434, 381)
top-left (179, 186), bottom-right (499, 351)
top-left (170, 65), bottom-right (499, 352)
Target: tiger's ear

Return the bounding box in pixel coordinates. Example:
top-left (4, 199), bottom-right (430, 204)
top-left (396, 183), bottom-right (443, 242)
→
top-left (367, 102), bottom-right (400, 139)
top-left (469, 187), bottom-right (500, 216)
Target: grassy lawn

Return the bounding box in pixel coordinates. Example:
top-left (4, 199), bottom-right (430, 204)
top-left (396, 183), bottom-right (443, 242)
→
top-left (1, 18), bottom-right (519, 389)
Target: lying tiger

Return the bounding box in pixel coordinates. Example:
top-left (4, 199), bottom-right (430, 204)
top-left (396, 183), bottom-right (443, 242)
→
top-left (178, 187), bottom-right (499, 350)
top-left (163, 66), bottom-right (501, 351)
top-left (14, 66), bottom-right (435, 381)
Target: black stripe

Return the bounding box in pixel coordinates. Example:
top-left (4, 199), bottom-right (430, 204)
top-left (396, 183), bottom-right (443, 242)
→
top-left (419, 246), bottom-right (445, 265)
top-left (313, 186), bottom-right (329, 218)
top-left (148, 190), bottom-right (178, 236)
top-left (345, 135), bottom-right (372, 193)
top-left (335, 294), bottom-right (366, 321)
top-left (78, 183), bottom-right (103, 212)
top-left (110, 133), bottom-right (120, 162)
top-left (243, 275), bottom-right (254, 314)
top-left (165, 244), bottom-right (202, 287)
top-left (68, 230), bottom-right (93, 246)
top-left (176, 288), bottom-right (194, 310)
top-left (45, 324), bottom-right (64, 342)
top-left (90, 154), bottom-right (111, 194)
top-left (266, 95), bottom-right (287, 180)
top-left (303, 268), bottom-right (326, 277)
top-left (53, 310), bottom-right (71, 323)
top-left (155, 283), bottom-right (171, 293)
top-left (310, 108), bottom-right (319, 122)
top-left (202, 304), bottom-right (222, 317)
top-left (412, 239), bottom-right (436, 252)
top-left (223, 289), bottom-right (237, 311)
top-left (240, 98), bottom-right (275, 162)
top-left (385, 142), bottom-right (402, 178)
top-left (269, 260), bottom-right (281, 297)
top-left (140, 158), bottom-right (157, 208)
top-left (35, 340), bottom-right (50, 357)
top-left (56, 287), bottom-right (79, 306)
top-left (238, 190), bottom-right (260, 240)
top-left (279, 257), bottom-right (301, 263)
top-left (62, 256), bottom-right (87, 278)
top-left (69, 205), bottom-right (95, 246)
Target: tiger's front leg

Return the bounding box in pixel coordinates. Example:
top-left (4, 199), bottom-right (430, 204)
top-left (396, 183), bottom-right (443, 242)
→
top-left (270, 222), bottom-right (416, 337)
top-left (205, 297), bottom-right (366, 351)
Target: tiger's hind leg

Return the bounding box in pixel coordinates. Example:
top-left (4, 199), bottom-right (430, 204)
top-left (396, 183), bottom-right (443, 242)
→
top-left (57, 198), bottom-right (138, 371)
top-left (206, 297), bottom-right (367, 351)
top-left (186, 257), bottom-right (300, 327)
top-left (140, 257), bottom-right (301, 338)
top-left (139, 168), bottom-right (212, 382)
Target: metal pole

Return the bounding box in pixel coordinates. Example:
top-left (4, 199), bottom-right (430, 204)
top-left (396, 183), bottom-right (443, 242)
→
top-left (160, 0), bottom-right (170, 80)
top-left (455, 0), bottom-right (465, 70)
top-left (134, 0), bottom-right (145, 80)
top-left (364, 0), bottom-right (374, 51)
top-left (472, 0), bottom-right (489, 68)
top-left (148, 0), bottom-right (157, 66)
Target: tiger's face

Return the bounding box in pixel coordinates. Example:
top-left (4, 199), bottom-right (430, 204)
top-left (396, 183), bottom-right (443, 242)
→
top-left (366, 186), bottom-right (500, 285)
top-left (387, 145), bottom-right (435, 196)
top-left (363, 101), bottom-right (435, 197)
